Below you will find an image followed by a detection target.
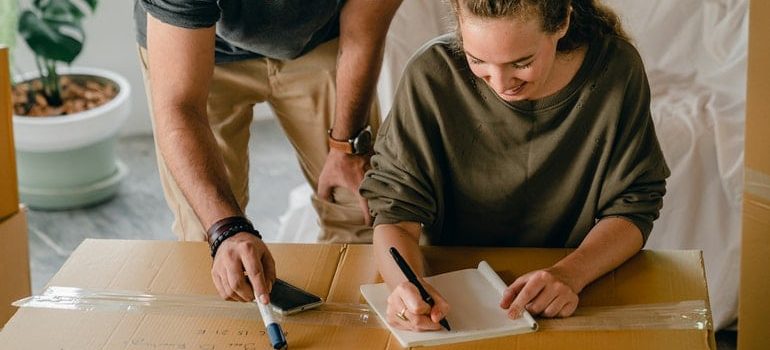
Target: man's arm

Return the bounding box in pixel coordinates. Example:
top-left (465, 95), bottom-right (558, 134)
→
top-left (317, 0), bottom-right (402, 222)
top-left (146, 16), bottom-right (237, 228)
top-left (501, 217), bottom-right (643, 318)
top-left (146, 14), bottom-right (275, 303)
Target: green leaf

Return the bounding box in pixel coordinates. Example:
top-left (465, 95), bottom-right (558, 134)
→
top-left (42, 0), bottom-right (84, 23)
top-left (33, 0), bottom-right (46, 11)
top-left (18, 10), bottom-right (84, 63)
top-left (81, 0), bottom-right (97, 12)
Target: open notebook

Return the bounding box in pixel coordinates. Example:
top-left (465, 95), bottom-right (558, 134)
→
top-left (360, 261), bottom-right (538, 347)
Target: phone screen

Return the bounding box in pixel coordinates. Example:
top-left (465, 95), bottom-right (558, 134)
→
top-left (269, 278), bottom-right (323, 315)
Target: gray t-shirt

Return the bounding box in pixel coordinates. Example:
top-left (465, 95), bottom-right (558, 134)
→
top-left (134, 0), bottom-right (343, 63)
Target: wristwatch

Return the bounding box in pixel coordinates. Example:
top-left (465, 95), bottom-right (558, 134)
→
top-left (328, 126), bottom-right (373, 155)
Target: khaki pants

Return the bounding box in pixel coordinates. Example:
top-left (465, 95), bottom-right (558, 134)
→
top-left (138, 39), bottom-right (379, 243)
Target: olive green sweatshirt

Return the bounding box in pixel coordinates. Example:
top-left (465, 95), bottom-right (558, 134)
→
top-left (360, 34), bottom-right (670, 248)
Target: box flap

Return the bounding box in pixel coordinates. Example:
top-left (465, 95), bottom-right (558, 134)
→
top-left (0, 206), bottom-right (30, 326)
top-left (0, 47), bottom-right (19, 220)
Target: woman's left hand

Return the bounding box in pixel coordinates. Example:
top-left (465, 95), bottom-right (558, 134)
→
top-left (500, 267), bottom-right (579, 318)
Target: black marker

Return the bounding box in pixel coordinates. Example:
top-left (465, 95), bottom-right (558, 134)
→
top-left (389, 247), bottom-right (451, 331)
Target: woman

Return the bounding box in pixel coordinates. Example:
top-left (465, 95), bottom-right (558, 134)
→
top-left (359, 0), bottom-right (670, 332)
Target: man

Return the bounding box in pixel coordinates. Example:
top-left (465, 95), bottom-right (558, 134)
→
top-left (133, 0), bottom-right (402, 304)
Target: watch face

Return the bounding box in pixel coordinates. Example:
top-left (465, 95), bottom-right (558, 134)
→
top-left (352, 129), bottom-right (372, 155)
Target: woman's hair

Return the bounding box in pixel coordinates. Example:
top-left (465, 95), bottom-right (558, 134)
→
top-left (447, 0), bottom-right (628, 52)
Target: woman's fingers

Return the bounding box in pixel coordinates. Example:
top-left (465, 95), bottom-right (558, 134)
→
top-left (503, 269), bottom-right (580, 319)
top-left (386, 280), bottom-right (448, 331)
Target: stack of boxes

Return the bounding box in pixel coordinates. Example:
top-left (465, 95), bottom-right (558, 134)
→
top-left (739, 1), bottom-right (770, 349)
top-left (0, 46), bottom-right (31, 327)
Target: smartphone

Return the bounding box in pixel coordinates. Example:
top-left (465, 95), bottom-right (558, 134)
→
top-left (269, 278), bottom-right (324, 315)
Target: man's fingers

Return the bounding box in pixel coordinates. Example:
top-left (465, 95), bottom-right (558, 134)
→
top-left (225, 264), bottom-right (252, 302)
top-left (317, 178), bottom-right (335, 202)
top-left (212, 272), bottom-right (228, 300)
top-left (358, 195), bottom-right (372, 226)
top-left (242, 253), bottom-right (266, 303)
top-left (246, 271), bottom-right (267, 303)
top-left (219, 274), bottom-right (238, 301)
top-left (261, 251), bottom-right (277, 295)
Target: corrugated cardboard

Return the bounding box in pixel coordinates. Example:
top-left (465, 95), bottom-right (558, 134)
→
top-left (0, 205), bottom-right (30, 327)
top-left (739, 0), bottom-right (770, 348)
top-left (0, 240), bottom-right (366, 349)
top-left (0, 47), bottom-right (19, 220)
top-left (0, 240), bottom-right (714, 349)
top-left (329, 245), bottom-right (715, 350)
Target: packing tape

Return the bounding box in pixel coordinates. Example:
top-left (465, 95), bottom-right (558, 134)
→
top-left (14, 286), bottom-right (710, 331)
top-left (746, 168), bottom-right (770, 202)
top-left (13, 286), bottom-right (382, 328)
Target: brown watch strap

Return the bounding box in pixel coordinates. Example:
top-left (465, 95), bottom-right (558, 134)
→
top-left (328, 131), bottom-right (354, 154)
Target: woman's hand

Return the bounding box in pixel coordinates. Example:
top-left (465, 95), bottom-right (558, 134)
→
top-left (500, 267), bottom-right (579, 318)
top-left (386, 279), bottom-right (450, 331)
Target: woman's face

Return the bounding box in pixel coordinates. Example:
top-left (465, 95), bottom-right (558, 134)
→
top-left (459, 12), bottom-right (568, 102)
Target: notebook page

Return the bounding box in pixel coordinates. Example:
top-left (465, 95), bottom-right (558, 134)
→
top-left (360, 261), bottom-right (538, 347)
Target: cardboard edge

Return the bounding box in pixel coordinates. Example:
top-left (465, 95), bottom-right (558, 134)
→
top-left (0, 47), bottom-right (19, 221)
top-left (0, 204), bottom-right (31, 328)
top-left (739, 193), bottom-right (770, 350)
top-left (329, 244), bottom-right (395, 348)
top-left (697, 250), bottom-right (717, 350)
top-left (326, 244), bottom-right (349, 300)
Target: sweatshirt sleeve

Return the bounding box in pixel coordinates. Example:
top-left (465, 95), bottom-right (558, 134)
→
top-left (140, 0), bottom-right (220, 29)
top-left (360, 56), bottom-right (445, 228)
top-left (597, 56), bottom-right (671, 243)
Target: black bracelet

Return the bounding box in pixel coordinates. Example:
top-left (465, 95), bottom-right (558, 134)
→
top-left (208, 217), bottom-right (262, 258)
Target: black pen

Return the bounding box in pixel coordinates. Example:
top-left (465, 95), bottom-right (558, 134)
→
top-left (389, 246), bottom-right (451, 331)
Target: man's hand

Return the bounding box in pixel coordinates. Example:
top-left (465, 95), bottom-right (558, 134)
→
top-left (211, 232), bottom-right (276, 303)
top-left (317, 148), bottom-right (372, 225)
top-left (500, 267), bottom-right (579, 319)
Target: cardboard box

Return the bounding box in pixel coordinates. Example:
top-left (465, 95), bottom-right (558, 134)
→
top-left (0, 240), bottom-right (363, 349)
top-left (0, 47), bottom-right (20, 220)
top-left (330, 245), bottom-right (715, 350)
top-left (0, 205), bottom-right (31, 327)
top-left (0, 240), bottom-right (714, 349)
top-left (739, 0), bottom-right (770, 349)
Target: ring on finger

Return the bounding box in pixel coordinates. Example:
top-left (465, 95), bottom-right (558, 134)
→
top-left (396, 307), bottom-right (409, 321)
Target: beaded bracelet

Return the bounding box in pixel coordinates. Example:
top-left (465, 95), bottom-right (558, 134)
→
top-left (207, 216), bottom-right (262, 258)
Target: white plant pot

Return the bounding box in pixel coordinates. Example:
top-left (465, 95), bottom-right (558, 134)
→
top-left (13, 66), bottom-right (131, 209)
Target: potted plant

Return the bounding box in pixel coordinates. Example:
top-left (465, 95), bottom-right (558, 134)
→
top-left (10, 0), bottom-right (130, 210)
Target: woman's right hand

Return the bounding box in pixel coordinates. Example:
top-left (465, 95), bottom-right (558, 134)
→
top-left (386, 279), bottom-right (450, 331)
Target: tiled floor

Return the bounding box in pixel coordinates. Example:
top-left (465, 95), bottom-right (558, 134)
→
top-left (24, 118), bottom-right (738, 350)
top-left (26, 118), bottom-right (305, 293)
